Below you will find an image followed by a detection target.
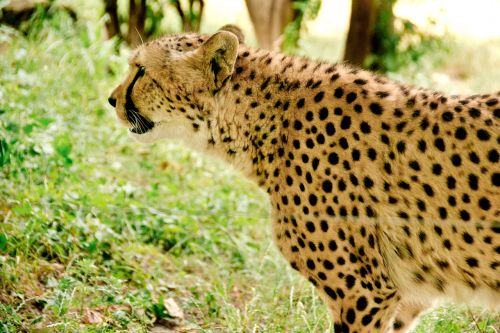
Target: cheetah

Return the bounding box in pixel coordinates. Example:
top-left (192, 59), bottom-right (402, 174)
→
top-left (108, 25), bottom-right (500, 332)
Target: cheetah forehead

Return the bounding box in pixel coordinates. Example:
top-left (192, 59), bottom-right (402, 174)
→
top-left (131, 24), bottom-right (245, 63)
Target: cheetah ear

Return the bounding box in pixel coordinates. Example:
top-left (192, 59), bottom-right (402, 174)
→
top-left (217, 24), bottom-right (245, 43)
top-left (197, 30), bottom-right (239, 91)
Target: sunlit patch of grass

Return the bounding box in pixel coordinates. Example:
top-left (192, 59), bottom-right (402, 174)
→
top-left (1, 7), bottom-right (499, 333)
top-left (387, 37), bottom-right (500, 94)
top-left (416, 305), bottom-right (500, 333)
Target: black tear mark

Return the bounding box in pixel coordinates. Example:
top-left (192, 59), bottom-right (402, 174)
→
top-left (125, 66), bottom-right (155, 134)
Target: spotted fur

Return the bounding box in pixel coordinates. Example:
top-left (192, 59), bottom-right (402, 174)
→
top-left (109, 25), bottom-right (500, 332)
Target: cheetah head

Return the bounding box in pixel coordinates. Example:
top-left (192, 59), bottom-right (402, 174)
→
top-left (108, 25), bottom-right (244, 146)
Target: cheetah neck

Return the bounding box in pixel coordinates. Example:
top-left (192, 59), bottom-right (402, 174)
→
top-left (206, 48), bottom-right (326, 188)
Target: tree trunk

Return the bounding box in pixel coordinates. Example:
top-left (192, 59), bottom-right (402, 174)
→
top-left (188, 0), bottom-right (204, 32)
top-left (104, 0), bottom-right (121, 39)
top-left (127, 0), bottom-right (146, 47)
top-left (172, 0), bottom-right (204, 32)
top-left (343, 0), bottom-right (378, 67)
top-left (370, 0), bottom-right (395, 69)
top-left (245, 0), bottom-right (295, 50)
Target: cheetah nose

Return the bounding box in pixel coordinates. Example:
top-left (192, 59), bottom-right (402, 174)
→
top-left (108, 96), bottom-right (117, 107)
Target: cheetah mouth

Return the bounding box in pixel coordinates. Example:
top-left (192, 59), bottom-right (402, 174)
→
top-left (129, 120), bottom-right (169, 135)
top-left (129, 116), bottom-right (155, 134)
top-left (125, 89), bottom-right (155, 134)
top-left (125, 99), bottom-right (155, 134)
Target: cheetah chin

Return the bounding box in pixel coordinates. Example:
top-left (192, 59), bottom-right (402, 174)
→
top-left (128, 121), bottom-right (164, 144)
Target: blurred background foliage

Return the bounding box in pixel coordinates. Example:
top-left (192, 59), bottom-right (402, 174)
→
top-left (0, 0), bottom-right (447, 71)
top-left (0, 0), bottom-right (499, 332)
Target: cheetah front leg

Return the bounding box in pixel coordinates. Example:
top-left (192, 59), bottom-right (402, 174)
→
top-left (309, 223), bottom-right (403, 333)
top-left (275, 220), bottom-right (406, 332)
top-left (322, 286), bottom-right (401, 333)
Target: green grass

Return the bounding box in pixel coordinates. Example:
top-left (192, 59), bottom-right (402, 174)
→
top-left (0, 8), bottom-right (499, 333)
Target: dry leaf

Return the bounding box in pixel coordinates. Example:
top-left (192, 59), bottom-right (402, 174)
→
top-left (164, 298), bottom-right (184, 319)
top-left (158, 160), bottom-right (182, 172)
top-left (159, 161), bottom-right (170, 170)
top-left (82, 308), bottom-right (104, 324)
top-left (230, 285), bottom-right (244, 309)
top-left (107, 304), bottom-right (131, 312)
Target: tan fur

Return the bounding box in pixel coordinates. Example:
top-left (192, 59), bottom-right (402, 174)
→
top-left (109, 25), bottom-right (500, 332)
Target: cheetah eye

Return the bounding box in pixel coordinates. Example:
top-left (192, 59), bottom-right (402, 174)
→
top-left (137, 65), bottom-right (145, 76)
